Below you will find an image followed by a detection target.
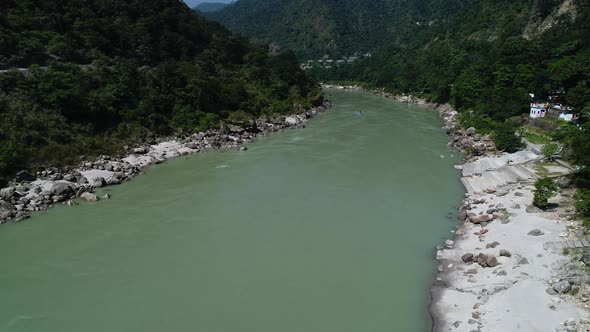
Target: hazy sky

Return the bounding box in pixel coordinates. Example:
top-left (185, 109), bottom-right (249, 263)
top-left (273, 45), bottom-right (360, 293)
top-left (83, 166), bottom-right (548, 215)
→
top-left (183, 0), bottom-right (233, 8)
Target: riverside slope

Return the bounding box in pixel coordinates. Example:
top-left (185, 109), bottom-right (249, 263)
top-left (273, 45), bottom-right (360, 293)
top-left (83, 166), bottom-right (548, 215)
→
top-left (0, 102), bottom-right (331, 224)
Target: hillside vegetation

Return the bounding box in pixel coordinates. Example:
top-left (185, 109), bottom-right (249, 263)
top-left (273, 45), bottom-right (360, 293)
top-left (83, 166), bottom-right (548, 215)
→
top-left (0, 0), bottom-right (320, 179)
top-left (207, 0), bottom-right (469, 59)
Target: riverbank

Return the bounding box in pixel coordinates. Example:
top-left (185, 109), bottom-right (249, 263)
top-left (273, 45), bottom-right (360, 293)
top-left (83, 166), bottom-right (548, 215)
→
top-left (0, 101), bottom-right (332, 224)
top-left (325, 83), bottom-right (590, 331)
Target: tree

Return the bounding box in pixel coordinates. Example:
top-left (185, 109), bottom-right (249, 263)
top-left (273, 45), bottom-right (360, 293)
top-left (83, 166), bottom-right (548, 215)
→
top-left (542, 142), bottom-right (560, 160)
top-left (493, 123), bottom-right (524, 152)
top-left (533, 177), bottom-right (558, 209)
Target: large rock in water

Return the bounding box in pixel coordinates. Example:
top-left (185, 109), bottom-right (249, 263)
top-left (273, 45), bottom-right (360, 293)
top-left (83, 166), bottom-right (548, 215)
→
top-left (0, 187), bottom-right (15, 200)
top-left (80, 192), bottom-right (99, 202)
top-left (49, 181), bottom-right (76, 196)
top-left (284, 116), bottom-right (299, 126)
top-left (0, 200), bottom-right (15, 220)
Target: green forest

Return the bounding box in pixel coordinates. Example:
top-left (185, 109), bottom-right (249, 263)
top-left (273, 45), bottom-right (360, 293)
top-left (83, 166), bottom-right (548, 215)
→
top-left (208, 0), bottom-right (469, 59)
top-left (0, 0), bottom-right (320, 180)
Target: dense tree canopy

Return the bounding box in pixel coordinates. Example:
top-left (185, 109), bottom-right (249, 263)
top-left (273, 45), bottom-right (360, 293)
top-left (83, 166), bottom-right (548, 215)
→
top-left (0, 0), bottom-right (320, 177)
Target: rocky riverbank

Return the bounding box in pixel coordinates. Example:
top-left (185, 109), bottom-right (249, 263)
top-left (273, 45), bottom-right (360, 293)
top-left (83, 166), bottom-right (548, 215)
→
top-left (325, 84), bottom-right (590, 331)
top-left (0, 102), bottom-right (332, 224)
top-left (322, 84), bottom-right (497, 163)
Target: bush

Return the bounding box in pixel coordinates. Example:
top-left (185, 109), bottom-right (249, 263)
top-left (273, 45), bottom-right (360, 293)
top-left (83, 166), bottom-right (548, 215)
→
top-left (542, 142), bottom-right (560, 160)
top-left (533, 177), bottom-right (558, 209)
top-left (575, 189), bottom-right (590, 217)
top-left (494, 124), bottom-right (524, 152)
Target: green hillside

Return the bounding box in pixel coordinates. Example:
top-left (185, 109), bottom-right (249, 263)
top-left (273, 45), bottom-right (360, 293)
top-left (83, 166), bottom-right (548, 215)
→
top-left (0, 0), bottom-right (319, 178)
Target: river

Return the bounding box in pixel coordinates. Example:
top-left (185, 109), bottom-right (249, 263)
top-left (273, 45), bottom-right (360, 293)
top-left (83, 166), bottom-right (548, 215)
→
top-left (0, 90), bottom-right (463, 332)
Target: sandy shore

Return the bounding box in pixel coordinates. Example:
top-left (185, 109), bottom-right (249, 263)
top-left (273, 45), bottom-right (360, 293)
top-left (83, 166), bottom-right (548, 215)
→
top-left (431, 185), bottom-right (590, 331)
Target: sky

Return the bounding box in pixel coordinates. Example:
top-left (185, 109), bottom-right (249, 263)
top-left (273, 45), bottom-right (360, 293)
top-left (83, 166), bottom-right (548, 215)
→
top-left (183, 0), bottom-right (233, 8)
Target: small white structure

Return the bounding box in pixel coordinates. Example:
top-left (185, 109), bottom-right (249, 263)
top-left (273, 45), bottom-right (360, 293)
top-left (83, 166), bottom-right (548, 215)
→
top-left (529, 103), bottom-right (547, 118)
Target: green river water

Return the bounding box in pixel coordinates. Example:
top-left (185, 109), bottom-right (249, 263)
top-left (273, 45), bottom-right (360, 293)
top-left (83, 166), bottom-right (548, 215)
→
top-left (0, 90), bottom-right (463, 332)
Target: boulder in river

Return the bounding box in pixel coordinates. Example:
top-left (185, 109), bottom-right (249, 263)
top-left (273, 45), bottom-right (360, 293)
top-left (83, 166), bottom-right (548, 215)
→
top-left (49, 181), bottom-right (76, 196)
top-left (90, 177), bottom-right (107, 188)
top-left (80, 192), bottom-right (99, 202)
top-left (0, 200), bottom-right (15, 221)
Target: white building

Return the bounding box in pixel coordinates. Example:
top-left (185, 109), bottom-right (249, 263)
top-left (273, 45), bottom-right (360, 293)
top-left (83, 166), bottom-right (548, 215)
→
top-left (529, 103), bottom-right (547, 119)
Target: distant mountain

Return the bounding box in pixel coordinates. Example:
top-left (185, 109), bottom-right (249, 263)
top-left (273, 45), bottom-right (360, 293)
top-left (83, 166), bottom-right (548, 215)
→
top-left (194, 2), bottom-right (230, 12)
top-left (206, 0), bottom-right (469, 59)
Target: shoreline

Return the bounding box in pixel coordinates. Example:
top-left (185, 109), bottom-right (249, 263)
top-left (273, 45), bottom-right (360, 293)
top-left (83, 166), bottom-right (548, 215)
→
top-left (0, 101), bottom-right (332, 224)
top-left (326, 84), bottom-right (590, 331)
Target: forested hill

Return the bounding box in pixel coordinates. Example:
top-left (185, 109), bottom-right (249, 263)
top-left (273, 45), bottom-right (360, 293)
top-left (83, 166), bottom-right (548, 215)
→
top-left (0, 0), bottom-right (320, 178)
top-left (206, 0), bottom-right (469, 59)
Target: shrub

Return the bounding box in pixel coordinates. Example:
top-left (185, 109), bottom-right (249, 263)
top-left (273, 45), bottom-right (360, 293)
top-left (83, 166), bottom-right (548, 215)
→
top-left (494, 124), bottom-right (524, 152)
top-left (533, 177), bottom-right (558, 209)
top-left (575, 189), bottom-right (590, 217)
top-left (542, 142), bottom-right (560, 160)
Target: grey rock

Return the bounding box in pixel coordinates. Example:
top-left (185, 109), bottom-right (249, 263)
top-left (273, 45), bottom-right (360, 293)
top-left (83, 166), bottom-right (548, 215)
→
top-left (466, 127), bottom-right (476, 135)
top-left (63, 174), bottom-right (77, 182)
top-left (499, 250), bottom-right (512, 257)
top-left (486, 255), bottom-right (499, 267)
top-left (514, 192), bottom-right (525, 197)
top-left (90, 177), bottom-right (107, 188)
top-left (527, 229), bottom-right (544, 236)
top-left (0, 187), bottom-right (15, 199)
top-left (80, 192), bottom-right (99, 202)
top-left (553, 280), bottom-right (572, 294)
top-left (546, 287), bottom-right (558, 295)
top-left (453, 321), bottom-right (461, 328)
top-left (486, 241), bottom-right (500, 249)
top-left (497, 270), bottom-right (507, 276)
top-left (470, 214), bottom-right (492, 224)
top-left (462, 253), bottom-right (474, 263)
top-left (49, 181), bottom-right (76, 196)
top-left (526, 205), bottom-right (543, 213)
top-left (581, 254), bottom-right (590, 266)
top-left (15, 170), bottom-right (36, 182)
top-left (518, 257), bottom-right (529, 265)
top-left (0, 200), bottom-right (15, 220)
top-left (133, 147), bottom-right (149, 154)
